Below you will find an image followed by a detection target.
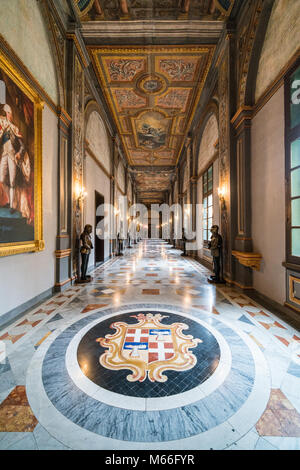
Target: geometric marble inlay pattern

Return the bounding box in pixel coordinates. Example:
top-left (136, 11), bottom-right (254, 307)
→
top-left (1, 240), bottom-right (300, 450)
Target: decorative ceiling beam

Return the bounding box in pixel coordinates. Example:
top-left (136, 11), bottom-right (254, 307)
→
top-left (129, 166), bottom-right (175, 174)
top-left (81, 20), bottom-right (224, 41)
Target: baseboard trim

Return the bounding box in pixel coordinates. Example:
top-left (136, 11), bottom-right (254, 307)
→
top-left (192, 256), bottom-right (300, 329)
top-left (0, 287), bottom-right (55, 331)
top-left (245, 290), bottom-right (300, 330)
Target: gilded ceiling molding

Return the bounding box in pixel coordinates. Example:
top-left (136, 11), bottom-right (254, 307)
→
top-left (67, 33), bottom-right (89, 69)
top-left (89, 44), bottom-right (215, 173)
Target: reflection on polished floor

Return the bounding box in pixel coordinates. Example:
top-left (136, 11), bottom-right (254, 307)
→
top-left (0, 240), bottom-right (300, 450)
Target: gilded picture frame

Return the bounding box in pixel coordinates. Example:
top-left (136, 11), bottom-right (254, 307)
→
top-left (0, 50), bottom-right (44, 257)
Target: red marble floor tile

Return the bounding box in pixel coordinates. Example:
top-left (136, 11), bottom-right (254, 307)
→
top-left (16, 319), bottom-right (30, 327)
top-left (273, 321), bottom-right (287, 330)
top-left (256, 389), bottom-right (300, 437)
top-left (237, 302), bottom-right (257, 308)
top-left (275, 336), bottom-right (290, 347)
top-left (259, 322), bottom-right (272, 330)
top-left (81, 304), bottom-right (108, 313)
top-left (0, 332), bottom-right (9, 341)
top-left (9, 333), bottom-right (26, 344)
top-left (44, 309), bottom-right (56, 316)
top-left (32, 308), bottom-right (45, 315)
top-left (0, 386), bottom-right (38, 432)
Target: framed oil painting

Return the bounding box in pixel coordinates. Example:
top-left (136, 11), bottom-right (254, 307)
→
top-left (0, 50), bottom-right (44, 257)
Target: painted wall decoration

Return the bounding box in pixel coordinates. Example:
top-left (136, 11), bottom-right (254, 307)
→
top-left (0, 51), bottom-right (44, 257)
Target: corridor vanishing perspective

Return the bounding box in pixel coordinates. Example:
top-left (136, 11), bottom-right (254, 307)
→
top-left (0, 240), bottom-right (299, 450)
top-left (0, 0), bottom-right (300, 455)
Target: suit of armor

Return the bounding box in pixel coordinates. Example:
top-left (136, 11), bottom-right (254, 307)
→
top-left (208, 225), bottom-right (223, 283)
top-left (80, 224), bottom-right (93, 281)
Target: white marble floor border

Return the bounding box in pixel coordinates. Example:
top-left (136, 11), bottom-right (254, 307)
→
top-left (26, 303), bottom-right (271, 450)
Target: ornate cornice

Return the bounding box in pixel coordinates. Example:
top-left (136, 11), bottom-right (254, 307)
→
top-left (58, 107), bottom-right (72, 127)
top-left (67, 33), bottom-right (89, 68)
top-left (231, 106), bottom-right (253, 132)
top-left (81, 20), bottom-right (224, 40)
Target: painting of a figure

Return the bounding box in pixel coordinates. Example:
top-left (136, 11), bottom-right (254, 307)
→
top-left (136, 111), bottom-right (169, 150)
top-left (0, 68), bottom-right (35, 244)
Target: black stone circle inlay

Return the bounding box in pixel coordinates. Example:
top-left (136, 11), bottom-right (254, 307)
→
top-left (77, 311), bottom-right (221, 398)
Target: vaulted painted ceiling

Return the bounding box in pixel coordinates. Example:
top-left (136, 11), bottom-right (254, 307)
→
top-left (77, 0), bottom-right (237, 204)
top-left (90, 45), bottom-right (214, 166)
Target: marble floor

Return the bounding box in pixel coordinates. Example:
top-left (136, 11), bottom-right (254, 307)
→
top-left (0, 240), bottom-right (300, 450)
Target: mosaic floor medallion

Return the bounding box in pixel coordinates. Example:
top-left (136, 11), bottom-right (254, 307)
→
top-left (77, 311), bottom-right (220, 397)
top-left (25, 303), bottom-right (271, 450)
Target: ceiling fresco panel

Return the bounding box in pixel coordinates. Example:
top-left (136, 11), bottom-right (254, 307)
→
top-left (89, 45), bottom-right (215, 171)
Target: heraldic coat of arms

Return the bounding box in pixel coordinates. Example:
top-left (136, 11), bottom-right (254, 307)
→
top-left (97, 313), bottom-right (202, 383)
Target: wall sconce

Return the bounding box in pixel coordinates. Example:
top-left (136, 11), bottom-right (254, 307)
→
top-left (74, 181), bottom-right (87, 204)
top-left (218, 185), bottom-right (226, 210)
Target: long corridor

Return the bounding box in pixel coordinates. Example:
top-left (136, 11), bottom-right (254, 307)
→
top-left (0, 240), bottom-right (300, 450)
